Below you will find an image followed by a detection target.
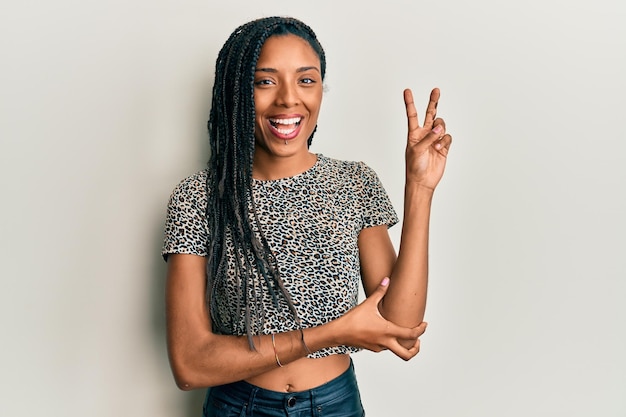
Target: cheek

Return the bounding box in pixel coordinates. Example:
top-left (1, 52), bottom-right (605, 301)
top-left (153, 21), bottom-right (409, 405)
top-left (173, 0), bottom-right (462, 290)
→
top-left (307, 97), bottom-right (322, 118)
top-left (253, 115), bottom-right (265, 140)
top-left (253, 120), bottom-right (265, 142)
top-left (313, 89), bottom-right (323, 111)
top-left (253, 96), bottom-right (270, 129)
top-left (253, 90), bottom-right (272, 113)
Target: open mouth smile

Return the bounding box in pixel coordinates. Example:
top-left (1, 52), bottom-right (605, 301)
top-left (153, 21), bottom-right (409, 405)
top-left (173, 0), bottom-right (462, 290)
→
top-left (269, 117), bottom-right (302, 137)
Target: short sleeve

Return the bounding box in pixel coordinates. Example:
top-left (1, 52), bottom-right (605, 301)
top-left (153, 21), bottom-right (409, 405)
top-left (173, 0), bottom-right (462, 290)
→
top-left (161, 170), bottom-right (209, 261)
top-left (358, 162), bottom-right (399, 229)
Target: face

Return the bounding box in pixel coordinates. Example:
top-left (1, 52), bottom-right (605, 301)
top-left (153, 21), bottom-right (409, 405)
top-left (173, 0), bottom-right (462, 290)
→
top-left (253, 34), bottom-right (323, 160)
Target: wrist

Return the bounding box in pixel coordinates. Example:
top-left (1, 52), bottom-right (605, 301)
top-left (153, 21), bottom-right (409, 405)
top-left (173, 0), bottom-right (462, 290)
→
top-left (312, 318), bottom-right (342, 350)
top-left (405, 181), bottom-right (436, 195)
top-left (404, 183), bottom-right (435, 209)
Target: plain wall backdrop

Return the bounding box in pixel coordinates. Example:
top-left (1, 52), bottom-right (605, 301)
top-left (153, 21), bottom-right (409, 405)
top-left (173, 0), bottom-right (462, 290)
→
top-left (1, 0), bottom-right (624, 416)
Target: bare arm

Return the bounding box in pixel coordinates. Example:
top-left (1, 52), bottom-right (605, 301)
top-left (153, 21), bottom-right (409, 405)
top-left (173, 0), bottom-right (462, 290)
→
top-left (359, 186), bottom-right (432, 327)
top-left (359, 88), bottom-right (452, 329)
top-left (166, 253), bottom-right (427, 389)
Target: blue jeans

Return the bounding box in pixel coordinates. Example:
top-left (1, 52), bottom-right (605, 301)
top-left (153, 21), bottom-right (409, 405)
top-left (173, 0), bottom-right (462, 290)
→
top-left (202, 360), bottom-right (365, 416)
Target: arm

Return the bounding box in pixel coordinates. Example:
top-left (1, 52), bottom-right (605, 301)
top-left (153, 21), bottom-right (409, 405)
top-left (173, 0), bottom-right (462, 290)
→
top-left (359, 88), bottom-right (452, 329)
top-left (166, 253), bottom-right (427, 390)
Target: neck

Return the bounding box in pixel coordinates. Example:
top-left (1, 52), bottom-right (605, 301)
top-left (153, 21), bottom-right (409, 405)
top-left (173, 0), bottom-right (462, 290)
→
top-left (252, 152), bottom-right (317, 181)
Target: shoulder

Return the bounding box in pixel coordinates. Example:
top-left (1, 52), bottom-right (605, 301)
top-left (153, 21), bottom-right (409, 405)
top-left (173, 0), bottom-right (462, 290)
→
top-left (317, 154), bottom-right (374, 178)
top-left (317, 154), bottom-right (380, 187)
top-left (172, 169), bottom-right (209, 194)
top-left (168, 169), bottom-right (210, 205)
top-left (162, 169), bottom-right (211, 259)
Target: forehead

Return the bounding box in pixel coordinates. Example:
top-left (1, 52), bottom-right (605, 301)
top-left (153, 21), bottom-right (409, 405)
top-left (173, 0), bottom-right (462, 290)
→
top-left (256, 34), bottom-right (320, 67)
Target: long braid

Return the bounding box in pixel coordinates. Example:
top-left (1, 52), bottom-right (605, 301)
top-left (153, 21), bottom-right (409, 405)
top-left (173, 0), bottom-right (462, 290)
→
top-left (206, 17), bottom-right (327, 349)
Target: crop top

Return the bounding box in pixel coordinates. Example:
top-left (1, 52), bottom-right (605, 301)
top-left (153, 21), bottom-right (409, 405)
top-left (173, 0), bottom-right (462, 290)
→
top-left (162, 154), bottom-right (398, 358)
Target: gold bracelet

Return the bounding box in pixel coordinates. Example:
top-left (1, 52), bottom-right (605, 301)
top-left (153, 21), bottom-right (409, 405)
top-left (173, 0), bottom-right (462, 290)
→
top-left (271, 334), bottom-right (283, 367)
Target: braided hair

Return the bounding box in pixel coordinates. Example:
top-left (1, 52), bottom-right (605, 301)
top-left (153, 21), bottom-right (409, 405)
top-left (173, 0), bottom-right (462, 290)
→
top-left (206, 17), bottom-right (326, 349)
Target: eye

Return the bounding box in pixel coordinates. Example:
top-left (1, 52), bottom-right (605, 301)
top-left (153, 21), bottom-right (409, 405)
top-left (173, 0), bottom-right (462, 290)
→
top-left (299, 77), bottom-right (316, 85)
top-left (254, 79), bottom-right (274, 86)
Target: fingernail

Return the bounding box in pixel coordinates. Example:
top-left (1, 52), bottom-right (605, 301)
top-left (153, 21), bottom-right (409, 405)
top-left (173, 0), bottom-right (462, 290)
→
top-left (381, 277), bottom-right (390, 286)
top-left (433, 125), bottom-right (442, 134)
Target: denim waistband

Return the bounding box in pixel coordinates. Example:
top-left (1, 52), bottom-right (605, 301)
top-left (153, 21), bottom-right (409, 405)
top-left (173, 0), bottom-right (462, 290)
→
top-left (209, 360), bottom-right (359, 412)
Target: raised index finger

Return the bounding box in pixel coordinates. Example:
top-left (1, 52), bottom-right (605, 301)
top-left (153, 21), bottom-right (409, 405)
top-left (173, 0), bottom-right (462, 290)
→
top-left (423, 88), bottom-right (440, 129)
top-left (404, 88), bottom-right (420, 131)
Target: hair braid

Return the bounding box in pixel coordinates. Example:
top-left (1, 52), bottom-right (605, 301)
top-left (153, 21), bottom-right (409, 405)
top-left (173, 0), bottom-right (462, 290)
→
top-left (206, 17), bottom-right (326, 349)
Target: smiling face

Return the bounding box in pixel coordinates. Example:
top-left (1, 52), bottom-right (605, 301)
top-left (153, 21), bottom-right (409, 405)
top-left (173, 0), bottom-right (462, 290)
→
top-left (253, 34), bottom-right (323, 165)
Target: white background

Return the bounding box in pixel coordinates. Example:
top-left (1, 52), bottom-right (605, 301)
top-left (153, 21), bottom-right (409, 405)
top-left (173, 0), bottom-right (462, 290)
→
top-left (1, 0), bottom-right (624, 416)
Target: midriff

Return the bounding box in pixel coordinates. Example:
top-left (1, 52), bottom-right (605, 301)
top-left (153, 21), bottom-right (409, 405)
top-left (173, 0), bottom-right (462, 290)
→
top-left (245, 354), bottom-right (351, 392)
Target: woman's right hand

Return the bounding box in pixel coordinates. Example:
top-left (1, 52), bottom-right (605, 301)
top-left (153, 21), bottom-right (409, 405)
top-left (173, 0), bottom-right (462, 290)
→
top-left (331, 277), bottom-right (427, 361)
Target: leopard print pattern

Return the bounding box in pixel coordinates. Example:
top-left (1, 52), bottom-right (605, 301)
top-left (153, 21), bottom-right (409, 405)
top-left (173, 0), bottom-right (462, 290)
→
top-left (162, 154), bottom-right (398, 358)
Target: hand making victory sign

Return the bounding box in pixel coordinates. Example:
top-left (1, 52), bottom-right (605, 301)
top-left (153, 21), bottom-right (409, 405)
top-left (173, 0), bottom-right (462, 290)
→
top-left (403, 88), bottom-right (452, 189)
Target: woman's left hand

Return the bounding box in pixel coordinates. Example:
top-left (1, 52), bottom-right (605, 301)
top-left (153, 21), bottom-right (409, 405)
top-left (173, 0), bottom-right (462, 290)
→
top-left (403, 88), bottom-right (452, 190)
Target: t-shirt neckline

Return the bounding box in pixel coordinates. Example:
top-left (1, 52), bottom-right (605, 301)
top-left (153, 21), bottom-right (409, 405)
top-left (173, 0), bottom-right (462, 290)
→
top-left (252, 153), bottom-right (325, 184)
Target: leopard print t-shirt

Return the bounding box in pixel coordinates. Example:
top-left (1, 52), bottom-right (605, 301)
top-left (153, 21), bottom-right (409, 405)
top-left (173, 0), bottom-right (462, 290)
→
top-left (162, 154), bottom-right (398, 358)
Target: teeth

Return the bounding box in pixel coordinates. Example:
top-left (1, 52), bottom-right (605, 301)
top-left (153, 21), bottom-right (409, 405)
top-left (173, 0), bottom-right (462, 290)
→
top-left (276, 126), bottom-right (297, 135)
top-left (270, 117), bottom-right (301, 125)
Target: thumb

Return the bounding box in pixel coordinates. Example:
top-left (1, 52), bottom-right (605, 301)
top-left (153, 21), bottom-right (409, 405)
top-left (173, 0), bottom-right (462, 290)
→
top-left (369, 277), bottom-right (390, 303)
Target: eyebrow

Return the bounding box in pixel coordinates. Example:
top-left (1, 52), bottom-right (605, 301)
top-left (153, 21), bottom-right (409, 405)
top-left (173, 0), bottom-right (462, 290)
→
top-left (255, 66), bottom-right (320, 73)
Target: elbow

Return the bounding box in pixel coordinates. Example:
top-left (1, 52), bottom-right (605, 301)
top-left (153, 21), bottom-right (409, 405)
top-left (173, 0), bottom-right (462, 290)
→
top-left (174, 376), bottom-right (197, 391)
top-left (170, 359), bottom-right (201, 391)
top-left (167, 331), bottom-right (236, 389)
top-left (175, 379), bottom-right (194, 391)
top-left (168, 333), bottom-right (213, 390)
top-left (168, 343), bottom-right (206, 390)
top-left (169, 347), bottom-right (224, 390)
top-left (171, 360), bottom-right (213, 391)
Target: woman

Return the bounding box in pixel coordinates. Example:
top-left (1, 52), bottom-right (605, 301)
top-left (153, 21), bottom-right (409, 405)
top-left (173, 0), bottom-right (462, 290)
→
top-left (162, 16), bottom-right (452, 416)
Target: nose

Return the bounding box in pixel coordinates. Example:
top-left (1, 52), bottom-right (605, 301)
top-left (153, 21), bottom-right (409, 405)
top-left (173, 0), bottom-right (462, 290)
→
top-left (275, 83), bottom-right (299, 107)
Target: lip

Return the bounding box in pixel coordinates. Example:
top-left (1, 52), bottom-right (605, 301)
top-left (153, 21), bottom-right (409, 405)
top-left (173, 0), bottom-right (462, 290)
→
top-left (267, 114), bottom-right (304, 141)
